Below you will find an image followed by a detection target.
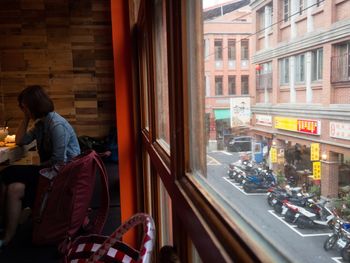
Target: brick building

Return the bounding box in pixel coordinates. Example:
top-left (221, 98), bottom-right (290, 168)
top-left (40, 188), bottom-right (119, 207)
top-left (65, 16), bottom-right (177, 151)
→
top-left (250, 0), bottom-right (350, 197)
top-left (204, 1), bottom-right (253, 150)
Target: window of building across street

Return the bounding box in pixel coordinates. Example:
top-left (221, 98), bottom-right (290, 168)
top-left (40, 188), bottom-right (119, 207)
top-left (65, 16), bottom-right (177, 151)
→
top-left (215, 76), bottom-right (223, 95)
top-left (279, 57), bottom-right (289, 85)
top-left (312, 48), bottom-right (323, 81)
top-left (228, 75), bottom-right (236, 95)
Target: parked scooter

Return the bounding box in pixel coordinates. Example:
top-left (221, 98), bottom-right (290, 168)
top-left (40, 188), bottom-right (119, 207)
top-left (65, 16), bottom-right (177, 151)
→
top-left (270, 187), bottom-right (309, 215)
top-left (341, 232), bottom-right (350, 262)
top-left (267, 185), bottom-right (303, 207)
top-left (227, 160), bottom-right (262, 186)
top-left (281, 197), bottom-right (321, 224)
top-left (242, 170), bottom-right (276, 193)
top-left (294, 200), bottom-right (336, 229)
top-left (227, 160), bottom-right (254, 181)
top-left (324, 218), bottom-right (350, 251)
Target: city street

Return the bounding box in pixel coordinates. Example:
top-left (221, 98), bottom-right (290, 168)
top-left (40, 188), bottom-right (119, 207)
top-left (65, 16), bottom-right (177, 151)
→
top-left (206, 150), bottom-right (345, 263)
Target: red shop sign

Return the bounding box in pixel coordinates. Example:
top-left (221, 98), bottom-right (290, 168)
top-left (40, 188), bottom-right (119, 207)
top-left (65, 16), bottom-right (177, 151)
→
top-left (297, 119), bottom-right (320, 135)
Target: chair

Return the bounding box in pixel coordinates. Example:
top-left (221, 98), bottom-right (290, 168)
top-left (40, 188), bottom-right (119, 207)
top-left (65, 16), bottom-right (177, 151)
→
top-left (64, 213), bottom-right (156, 263)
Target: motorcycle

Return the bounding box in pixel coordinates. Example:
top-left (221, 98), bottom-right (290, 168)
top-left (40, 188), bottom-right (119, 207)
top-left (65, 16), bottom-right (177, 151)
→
top-left (242, 170), bottom-right (276, 193)
top-left (341, 231), bottom-right (350, 262)
top-left (324, 218), bottom-right (350, 252)
top-left (227, 165), bottom-right (243, 181)
top-left (281, 197), bottom-right (321, 224)
top-left (294, 200), bottom-right (336, 229)
top-left (267, 185), bottom-right (303, 207)
top-left (227, 160), bottom-right (254, 181)
top-left (270, 188), bottom-right (309, 215)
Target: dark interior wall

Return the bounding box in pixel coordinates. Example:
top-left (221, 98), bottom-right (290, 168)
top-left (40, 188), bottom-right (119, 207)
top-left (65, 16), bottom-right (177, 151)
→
top-left (0, 0), bottom-right (115, 138)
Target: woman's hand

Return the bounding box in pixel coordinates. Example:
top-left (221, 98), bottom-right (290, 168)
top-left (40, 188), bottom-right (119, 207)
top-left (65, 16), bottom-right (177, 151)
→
top-left (20, 104), bottom-right (32, 120)
top-left (15, 115), bottom-right (30, 144)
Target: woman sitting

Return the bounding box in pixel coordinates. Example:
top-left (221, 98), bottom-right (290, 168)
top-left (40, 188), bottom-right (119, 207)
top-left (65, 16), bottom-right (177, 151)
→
top-left (0, 85), bottom-right (81, 248)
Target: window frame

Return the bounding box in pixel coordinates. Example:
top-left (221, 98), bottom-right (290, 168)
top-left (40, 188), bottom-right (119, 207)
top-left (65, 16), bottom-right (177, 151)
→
top-left (241, 75), bottom-right (249, 95)
top-left (241, 39), bottom-right (249, 60)
top-left (283, 0), bottom-right (290, 22)
top-left (215, 75), bottom-right (223, 95)
top-left (295, 53), bottom-right (305, 84)
top-left (298, 0), bottom-right (305, 15)
top-left (279, 57), bottom-right (290, 85)
top-left (227, 39), bottom-right (236, 61)
top-left (214, 39), bottom-right (223, 61)
top-left (228, 75), bottom-right (236, 95)
top-left (311, 48), bottom-right (323, 81)
top-left (135, 0), bottom-right (293, 262)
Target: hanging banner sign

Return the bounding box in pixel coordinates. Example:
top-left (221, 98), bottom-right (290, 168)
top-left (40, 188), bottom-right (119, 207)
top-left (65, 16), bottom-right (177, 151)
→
top-left (310, 143), bottom-right (320, 161)
top-left (274, 117), bottom-right (321, 135)
top-left (313, 161), bottom-right (321, 180)
top-left (330, 122), bottom-right (350, 141)
top-left (270, 147), bottom-right (277, 163)
top-left (256, 114), bottom-right (272, 127)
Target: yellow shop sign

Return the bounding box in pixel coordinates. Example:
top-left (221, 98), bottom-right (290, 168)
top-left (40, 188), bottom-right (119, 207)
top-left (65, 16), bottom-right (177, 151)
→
top-left (274, 117), bottom-right (321, 135)
top-left (310, 143), bottom-right (320, 161)
top-left (270, 147), bottom-right (277, 163)
top-left (313, 161), bottom-right (321, 180)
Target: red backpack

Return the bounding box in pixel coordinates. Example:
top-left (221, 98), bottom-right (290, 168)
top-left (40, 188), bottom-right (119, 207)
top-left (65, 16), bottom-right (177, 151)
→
top-left (32, 150), bottom-right (110, 253)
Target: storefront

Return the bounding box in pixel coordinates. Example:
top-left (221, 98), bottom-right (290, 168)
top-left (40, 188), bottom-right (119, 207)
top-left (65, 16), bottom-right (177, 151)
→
top-left (253, 115), bottom-right (320, 189)
top-left (252, 114), bottom-right (350, 197)
top-left (321, 122), bottom-right (350, 197)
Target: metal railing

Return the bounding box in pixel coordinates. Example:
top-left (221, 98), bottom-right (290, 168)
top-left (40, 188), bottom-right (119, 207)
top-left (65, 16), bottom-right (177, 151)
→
top-left (331, 53), bottom-right (350, 83)
top-left (256, 72), bottom-right (272, 90)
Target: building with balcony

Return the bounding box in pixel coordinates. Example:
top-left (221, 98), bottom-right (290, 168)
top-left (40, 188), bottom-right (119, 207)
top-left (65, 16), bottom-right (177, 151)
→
top-left (250, 0), bottom-right (350, 197)
top-left (204, 1), bottom-right (253, 150)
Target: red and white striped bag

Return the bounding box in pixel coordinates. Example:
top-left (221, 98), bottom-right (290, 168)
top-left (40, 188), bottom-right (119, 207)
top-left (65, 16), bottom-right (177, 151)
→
top-left (64, 213), bottom-right (156, 263)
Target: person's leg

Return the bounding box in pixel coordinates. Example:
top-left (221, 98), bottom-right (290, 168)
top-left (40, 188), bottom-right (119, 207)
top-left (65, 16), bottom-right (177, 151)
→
top-left (3, 182), bottom-right (25, 244)
top-left (0, 184), bottom-right (7, 224)
top-left (0, 165), bottom-right (41, 247)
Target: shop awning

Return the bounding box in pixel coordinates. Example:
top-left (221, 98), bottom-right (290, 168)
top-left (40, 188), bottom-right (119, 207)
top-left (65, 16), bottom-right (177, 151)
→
top-left (214, 109), bottom-right (230, 120)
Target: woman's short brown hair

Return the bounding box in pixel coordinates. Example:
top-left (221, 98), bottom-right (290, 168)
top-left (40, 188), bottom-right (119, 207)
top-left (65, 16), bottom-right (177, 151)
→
top-left (18, 85), bottom-right (54, 119)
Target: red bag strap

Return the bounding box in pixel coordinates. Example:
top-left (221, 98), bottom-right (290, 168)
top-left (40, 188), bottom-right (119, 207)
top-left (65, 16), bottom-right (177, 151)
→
top-left (87, 213), bottom-right (155, 263)
top-left (89, 151), bottom-right (110, 234)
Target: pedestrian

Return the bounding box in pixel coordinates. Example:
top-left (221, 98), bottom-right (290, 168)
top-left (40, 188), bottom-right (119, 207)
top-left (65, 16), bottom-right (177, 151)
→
top-left (0, 85), bottom-right (81, 248)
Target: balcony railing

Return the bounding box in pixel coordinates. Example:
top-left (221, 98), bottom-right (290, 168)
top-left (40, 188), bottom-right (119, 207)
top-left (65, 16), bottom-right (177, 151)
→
top-left (331, 53), bottom-right (350, 83)
top-left (256, 72), bottom-right (272, 90)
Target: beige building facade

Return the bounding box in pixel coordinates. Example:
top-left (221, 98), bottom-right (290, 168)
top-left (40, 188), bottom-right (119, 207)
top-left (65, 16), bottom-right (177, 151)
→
top-left (204, 4), bottom-right (253, 150)
top-left (250, 0), bottom-right (350, 197)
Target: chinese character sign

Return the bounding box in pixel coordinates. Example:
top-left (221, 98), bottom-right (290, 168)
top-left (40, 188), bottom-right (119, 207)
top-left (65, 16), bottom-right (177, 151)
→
top-left (313, 161), bottom-right (321, 180)
top-left (270, 147), bottom-right (277, 163)
top-left (274, 117), bottom-right (320, 135)
top-left (310, 143), bottom-right (320, 161)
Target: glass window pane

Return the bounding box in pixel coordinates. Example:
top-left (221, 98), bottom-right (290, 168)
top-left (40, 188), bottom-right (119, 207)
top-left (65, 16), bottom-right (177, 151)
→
top-left (228, 75), bottom-right (236, 95)
top-left (215, 76), bottom-right (223, 95)
top-left (140, 30), bottom-right (150, 129)
top-left (214, 39), bottom-right (223, 60)
top-left (158, 176), bottom-right (173, 246)
top-left (154, 0), bottom-right (170, 149)
top-left (241, 40), bottom-right (249, 60)
top-left (241, 75), bottom-right (249, 95)
top-left (228, 39), bottom-right (236, 60)
top-left (187, 1), bottom-right (350, 262)
top-left (144, 153), bottom-right (152, 213)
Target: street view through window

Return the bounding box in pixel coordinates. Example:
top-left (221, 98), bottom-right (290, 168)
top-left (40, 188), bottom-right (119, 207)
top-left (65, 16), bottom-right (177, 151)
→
top-left (202, 0), bottom-right (350, 262)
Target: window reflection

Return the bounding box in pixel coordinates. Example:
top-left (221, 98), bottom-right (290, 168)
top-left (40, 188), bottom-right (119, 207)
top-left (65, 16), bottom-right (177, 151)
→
top-left (200, 0), bottom-right (350, 262)
top-left (153, 0), bottom-right (170, 150)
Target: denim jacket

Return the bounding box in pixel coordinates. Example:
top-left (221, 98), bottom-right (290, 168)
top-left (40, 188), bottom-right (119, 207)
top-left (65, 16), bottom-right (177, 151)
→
top-left (18, 112), bottom-right (81, 166)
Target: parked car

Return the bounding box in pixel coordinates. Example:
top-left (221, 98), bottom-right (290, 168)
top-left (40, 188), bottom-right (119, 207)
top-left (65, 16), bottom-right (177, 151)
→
top-left (227, 136), bottom-right (252, 152)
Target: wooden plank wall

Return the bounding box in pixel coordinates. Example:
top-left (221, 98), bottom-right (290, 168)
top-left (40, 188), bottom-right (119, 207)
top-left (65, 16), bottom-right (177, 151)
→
top-left (0, 0), bottom-right (116, 138)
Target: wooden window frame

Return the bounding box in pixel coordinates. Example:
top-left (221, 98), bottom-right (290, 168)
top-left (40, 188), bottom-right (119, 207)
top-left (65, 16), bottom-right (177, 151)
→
top-left (135, 0), bottom-right (291, 262)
